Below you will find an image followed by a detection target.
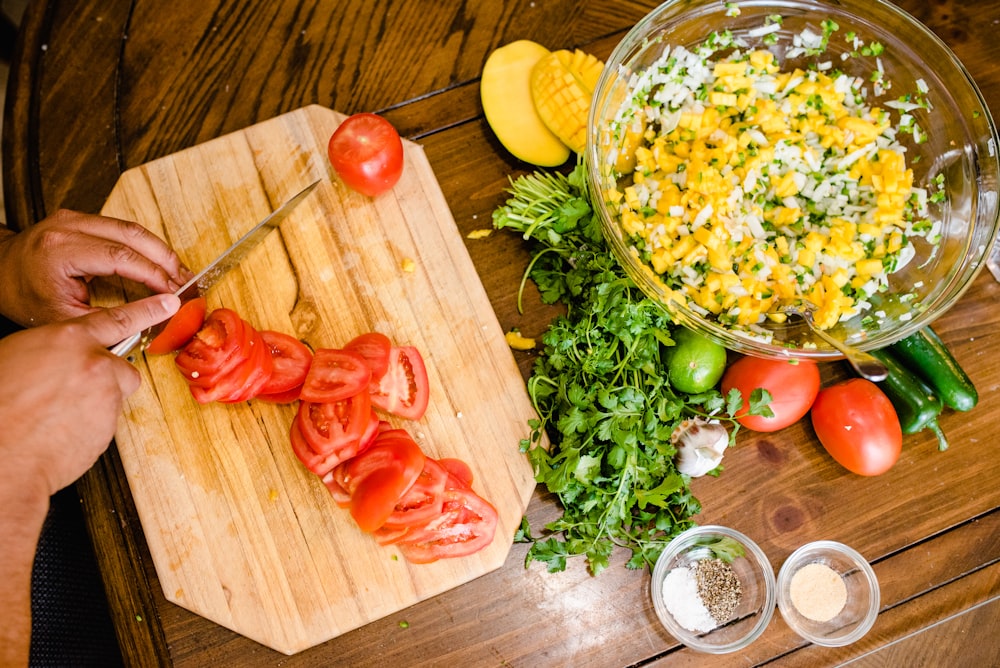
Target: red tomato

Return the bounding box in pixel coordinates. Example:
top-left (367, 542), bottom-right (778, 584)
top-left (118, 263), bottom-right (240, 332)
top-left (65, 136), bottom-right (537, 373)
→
top-left (380, 457), bottom-right (449, 530)
top-left (327, 113), bottom-right (404, 197)
top-left (177, 310), bottom-right (277, 404)
top-left (293, 394), bottom-right (374, 475)
top-left (175, 308), bottom-right (250, 385)
top-left (255, 384), bottom-right (303, 404)
top-left (215, 327), bottom-right (274, 403)
top-left (331, 430), bottom-right (422, 496)
top-left (438, 458), bottom-right (474, 488)
top-left (344, 332), bottom-right (392, 381)
top-left (395, 485), bottom-right (499, 564)
top-left (300, 348), bottom-right (372, 403)
top-left (811, 379), bottom-right (902, 476)
top-left (320, 470), bottom-right (351, 508)
top-left (370, 346), bottom-right (430, 420)
top-left (334, 431), bottom-right (425, 532)
top-left (721, 356), bottom-right (821, 432)
top-left (146, 296), bottom-right (207, 355)
top-left (259, 331), bottom-right (313, 395)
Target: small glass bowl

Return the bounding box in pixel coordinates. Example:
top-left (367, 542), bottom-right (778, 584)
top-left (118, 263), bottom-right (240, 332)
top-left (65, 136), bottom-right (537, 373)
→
top-left (777, 540), bottom-right (880, 646)
top-left (651, 525), bottom-right (776, 653)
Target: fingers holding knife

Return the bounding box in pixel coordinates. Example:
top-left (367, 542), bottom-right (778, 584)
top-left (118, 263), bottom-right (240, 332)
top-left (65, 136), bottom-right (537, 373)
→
top-left (47, 209), bottom-right (196, 293)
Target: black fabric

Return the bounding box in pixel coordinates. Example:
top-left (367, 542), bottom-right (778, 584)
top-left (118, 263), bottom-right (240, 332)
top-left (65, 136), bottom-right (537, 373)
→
top-left (29, 487), bottom-right (123, 668)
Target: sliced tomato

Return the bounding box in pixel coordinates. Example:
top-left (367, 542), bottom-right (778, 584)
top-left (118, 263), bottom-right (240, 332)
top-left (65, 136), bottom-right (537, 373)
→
top-left (218, 327), bottom-right (274, 403)
top-left (175, 308), bottom-right (250, 385)
top-left (344, 332), bottom-right (393, 381)
top-left (290, 415), bottom-right (338, 476)
top-left (259, 331), bottom-right (312, 395)
top-left (369, 345), bottom-right (430, 420)
top-left (321, 470), bottom-right (351, 508)
top-left (349, 468), bottom-right (415, 533)
top-left (438, 458), bottom-right (474, 488)
top-left (331, 429), bottom-right (424, 497)
top-left (372, 524), bottom-right (410, 546)
top-left (293, 394), bottom-right (373, 475)
top-left (357, 409), bottom-right (381, 452)
top-left (332, 430), bottom-right (425, 532)
top-left (146, 296), bottom-right (207, 355)
top-left (300, 348), bottom-right (372, 403)
top-left (395, 485), bottom-right (498, 564)
top-left (381, 457), bottom-right (449, 530)
top-left (255, 384), bottom-right (303, 403)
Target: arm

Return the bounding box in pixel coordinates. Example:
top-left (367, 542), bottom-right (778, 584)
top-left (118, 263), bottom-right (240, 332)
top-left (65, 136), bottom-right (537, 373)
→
top-left (0, 209), bottom-right (191, 327)
top-left (0, 293), bottom-right (180, 666)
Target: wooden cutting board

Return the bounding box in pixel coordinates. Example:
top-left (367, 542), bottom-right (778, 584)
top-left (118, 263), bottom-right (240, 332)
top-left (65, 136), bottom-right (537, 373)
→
top-left (94, 105), bottom-right (538, 655)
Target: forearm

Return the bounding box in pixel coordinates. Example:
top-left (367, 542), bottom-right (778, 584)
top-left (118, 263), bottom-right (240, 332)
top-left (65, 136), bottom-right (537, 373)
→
top-left (0, 474), bottom-right (49, 667)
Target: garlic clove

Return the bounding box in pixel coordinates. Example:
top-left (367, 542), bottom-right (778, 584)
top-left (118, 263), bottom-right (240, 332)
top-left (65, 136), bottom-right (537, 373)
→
top-left (672, 418), bottom-right (729, 477)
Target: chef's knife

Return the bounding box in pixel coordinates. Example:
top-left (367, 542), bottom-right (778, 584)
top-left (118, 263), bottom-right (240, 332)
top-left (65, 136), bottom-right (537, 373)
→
top-left (110, 179), bottom-right (320, 357)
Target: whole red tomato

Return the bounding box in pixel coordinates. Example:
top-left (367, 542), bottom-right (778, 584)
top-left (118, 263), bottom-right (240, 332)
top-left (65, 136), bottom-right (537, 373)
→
top-left (810, 379), bottom-right (902, 476)
top-left (721, 356), bottom-right (821, 432)
top-left (327, 113), bottom-right (404, 196)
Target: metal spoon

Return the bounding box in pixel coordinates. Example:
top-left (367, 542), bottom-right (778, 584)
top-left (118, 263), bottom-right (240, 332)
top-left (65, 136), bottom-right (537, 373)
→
top-left (780, 301), bottom-right (888, 382)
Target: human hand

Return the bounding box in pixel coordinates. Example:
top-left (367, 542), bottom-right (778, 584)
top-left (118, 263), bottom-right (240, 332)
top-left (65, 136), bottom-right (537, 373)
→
top-left (0, 293), bottom-right (180, 497)
top-left (0, 209), bottom-right (192, 327)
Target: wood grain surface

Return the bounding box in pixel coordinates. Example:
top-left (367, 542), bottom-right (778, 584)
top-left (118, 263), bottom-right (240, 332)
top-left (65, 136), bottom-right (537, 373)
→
top-left (93, 105), bottom-right (537, 655)
top-left (4, 0), bottom-right (1000, 666)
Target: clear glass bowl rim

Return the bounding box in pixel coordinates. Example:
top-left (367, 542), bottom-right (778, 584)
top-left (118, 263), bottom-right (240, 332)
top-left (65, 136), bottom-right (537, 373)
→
top-left (776, 539), bottom-right (880, 646)
top-left (586, 0), bottom-right (1000, 360)
top-left (651, 524), bottom-right (777, 653)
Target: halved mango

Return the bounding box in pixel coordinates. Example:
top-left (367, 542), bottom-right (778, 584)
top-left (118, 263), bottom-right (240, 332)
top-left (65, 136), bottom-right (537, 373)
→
top-left (481, 40), bottom-right (571, 167)
top-left (530, 49), bottom-right (604, 154)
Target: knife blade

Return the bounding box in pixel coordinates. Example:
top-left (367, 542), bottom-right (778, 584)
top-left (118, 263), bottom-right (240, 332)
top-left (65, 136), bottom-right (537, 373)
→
top-left (110, 179), bottom-right (320, 358)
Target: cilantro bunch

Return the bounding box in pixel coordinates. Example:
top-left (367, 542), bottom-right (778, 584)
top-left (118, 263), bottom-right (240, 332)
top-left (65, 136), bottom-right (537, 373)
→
top-left (494, 165), bottom-right (740, 575)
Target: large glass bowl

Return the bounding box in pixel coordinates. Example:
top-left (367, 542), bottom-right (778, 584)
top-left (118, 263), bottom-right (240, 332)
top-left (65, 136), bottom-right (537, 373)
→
top-left (587, 0), bottom-right (1000, 359)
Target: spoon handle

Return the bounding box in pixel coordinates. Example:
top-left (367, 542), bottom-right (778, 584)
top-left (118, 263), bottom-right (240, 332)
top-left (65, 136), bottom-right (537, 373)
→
top-left (810, 326), bottom-right (888, 382)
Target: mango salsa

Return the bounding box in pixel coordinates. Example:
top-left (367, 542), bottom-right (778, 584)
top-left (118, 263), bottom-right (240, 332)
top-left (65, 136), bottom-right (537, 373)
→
top-left (602, 23), bottom-right (940, 334)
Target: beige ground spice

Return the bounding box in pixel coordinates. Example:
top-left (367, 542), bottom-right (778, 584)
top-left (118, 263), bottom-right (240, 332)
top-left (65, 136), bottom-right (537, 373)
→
top-left (789, 562), bottom-right (847, 622)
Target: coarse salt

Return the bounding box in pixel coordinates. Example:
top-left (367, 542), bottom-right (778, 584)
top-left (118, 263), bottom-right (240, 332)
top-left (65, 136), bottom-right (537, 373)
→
top-left (662, 566), bottom-right (716, 633)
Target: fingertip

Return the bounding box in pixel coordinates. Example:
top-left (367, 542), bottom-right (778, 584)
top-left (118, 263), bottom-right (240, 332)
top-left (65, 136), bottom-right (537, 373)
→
top-left (158, 292), bottom-right (182, 316)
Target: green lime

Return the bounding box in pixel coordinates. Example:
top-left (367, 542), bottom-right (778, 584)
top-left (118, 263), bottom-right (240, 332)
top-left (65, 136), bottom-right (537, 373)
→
top-left (667, 328), bottom-right (728, 394)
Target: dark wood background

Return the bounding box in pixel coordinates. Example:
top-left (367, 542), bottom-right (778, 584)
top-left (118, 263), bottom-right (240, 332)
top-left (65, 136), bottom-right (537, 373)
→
top-left (5, 0), bottom-right (999, 665)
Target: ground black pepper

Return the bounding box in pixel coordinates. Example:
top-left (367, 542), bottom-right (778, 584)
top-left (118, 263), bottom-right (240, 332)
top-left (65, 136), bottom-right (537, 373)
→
top-left (694, 558), bottom-right (742, 623)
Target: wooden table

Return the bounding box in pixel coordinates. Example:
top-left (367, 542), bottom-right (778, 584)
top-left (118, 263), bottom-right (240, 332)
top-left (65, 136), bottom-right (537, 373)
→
top-left (5, 0), bottom-right (999, 665)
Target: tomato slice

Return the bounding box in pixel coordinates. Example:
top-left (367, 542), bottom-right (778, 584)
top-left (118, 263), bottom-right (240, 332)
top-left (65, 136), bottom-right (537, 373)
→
top-left (381, 457), bottom-right (449, 530)
top-left (344, 332), bottom-right (392, 381)
top-left (369, 346), bottom-right (430, 420)
top-left (320, 469), bottom-right (352, 508)
top-left (300, 348), bottom-right (372, 403)
top-left (395, 485), bottom-right (498, 564)
top-left (146, 296), bottom-right (207, 355)
top-left (331, 430), bottom-right (423, 496)
top-left (259, 331), bottom-right (313, 395)
top-left (218, 327), bottom-right (274, 403)
top-left (175, 308), bottom-right (250, 384)
top-left (290, 415), bottom-right (334, 476)
top-left (438, 458), bottom-right (474, 488)
top-left (293, 394), bottom-right (373, 475)
top-left (255, 384), bottom-right (303, 404)
top-left (332, 430), bottom-right (425, 532)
